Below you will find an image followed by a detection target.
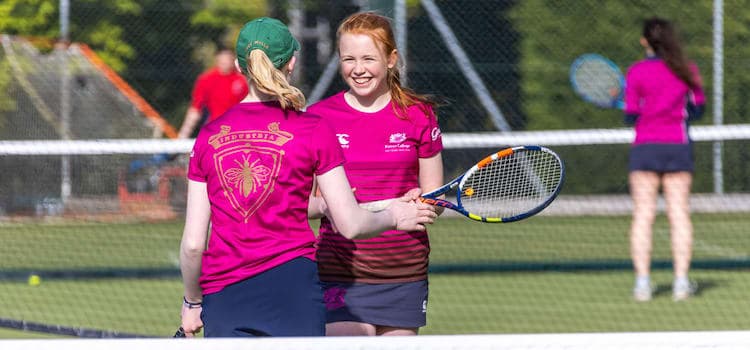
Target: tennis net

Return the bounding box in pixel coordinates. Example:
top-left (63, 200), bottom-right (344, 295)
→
top-left (1, 125), bottom-right (750, 338)
top-left (2, 331), bottom-right (750, 349)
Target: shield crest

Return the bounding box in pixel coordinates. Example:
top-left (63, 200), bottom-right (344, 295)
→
top-left (214, 144), bottom-right (283, 221)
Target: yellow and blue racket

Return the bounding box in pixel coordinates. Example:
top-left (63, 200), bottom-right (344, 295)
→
top-left (361, 146), bottom-right (564, 223)
top-left (570, 53), bottom-right (625, 109)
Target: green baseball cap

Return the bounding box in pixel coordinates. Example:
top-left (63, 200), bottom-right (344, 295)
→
top-left (236, 17), bottom-right (300, 72)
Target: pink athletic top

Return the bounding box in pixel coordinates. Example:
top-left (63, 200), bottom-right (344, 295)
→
top-left (188, 101), bottom-right (344, 295)
top-left (624, 58), bottom-right (705, 144)
top-left (307, 91), bottom-right (443, 283)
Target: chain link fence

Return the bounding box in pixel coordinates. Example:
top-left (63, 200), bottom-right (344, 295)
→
top-left (3, 1), bottom-right (750, 336)
top-left (1, 0), bottom-right (749, 212)
top-left (2, 0), bottom-right (747, 137)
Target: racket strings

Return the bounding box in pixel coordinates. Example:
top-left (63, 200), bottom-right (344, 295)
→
top-left (573, 59), bottom-right (622, 106)
top-left (461, 150), bottom-right (562, 219)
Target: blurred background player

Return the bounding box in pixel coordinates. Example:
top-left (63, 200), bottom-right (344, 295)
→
top-left (177, 46), bottom-right (248, 138)
top-left (179, 17), bottom-right (436, 337)
top-left (624, 17), bottom-right (705, 302)
top-left (307, 12), bottom-right (445, 336)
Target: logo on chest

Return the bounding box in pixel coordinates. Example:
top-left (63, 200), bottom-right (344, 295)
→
top-left (385, 132), bottom-right (411, 153)
top-left (336, 133), bottom-right (350, 149)
top-left (389, 133), bottom-right (407, 143)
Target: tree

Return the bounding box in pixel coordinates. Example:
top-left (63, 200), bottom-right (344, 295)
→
top-left (0, 0), bottom-right (267, 129)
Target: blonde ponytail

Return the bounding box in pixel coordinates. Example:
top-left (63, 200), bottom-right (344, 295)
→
top-left (246, 50), bottom-right (306, 110)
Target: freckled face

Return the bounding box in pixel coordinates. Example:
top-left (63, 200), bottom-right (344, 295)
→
top-left (338, 33), bottom-right (395, 101)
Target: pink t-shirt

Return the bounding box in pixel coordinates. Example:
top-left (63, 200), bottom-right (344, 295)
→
top-left (307, 91), bottom-right (443, 283)
top-left (624, 58), bottom-right (705, 144)
top-left (188, 101), bottom-right (344, 295)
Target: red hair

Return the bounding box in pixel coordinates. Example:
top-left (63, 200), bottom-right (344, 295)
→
top-left (337, 12), bottom-right (438, 118)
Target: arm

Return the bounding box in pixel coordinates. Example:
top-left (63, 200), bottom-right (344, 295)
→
top-left (624, 113), bottom-right (639, 126)
top-left (179, 75), bottom-right (207, 139)
top-left (686, 102), bottom-right (705, 122)
top-left (308, 178), bottom-right (327, 219)
top-left (419, 152), bottom-right (445, 216)
top-left (687, 63), bottom-right (706, 122)
top-left (623, 66), bottom-right (640, 126)
top-left (179, 179), bottom-right (210, 336)
top-left (316, 166), bottom-right (436, 239)
top-left (178, 107), bottom-right (202, 139)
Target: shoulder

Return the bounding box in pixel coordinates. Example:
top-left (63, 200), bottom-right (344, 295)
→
top-left (297, 110), bottom-right (322, 121)
top-left (199, 68), bottom-right (220, 78)
top-left (287, 110), bottom-right (328, 128)
top-left (405, 101), bottom-right (436, 121)
top-left (306, 91), bottom-right (347, 115)
top-left (627, 59), bottom-right (652, 73)
top-left (626, 59), bottom-right (660, 82)
top-left (297, 111), bottom-right (337, 138)
top-left (230, 71), bottom-right (247, 81)
top-left (195, 68), bottom-right (219, 84)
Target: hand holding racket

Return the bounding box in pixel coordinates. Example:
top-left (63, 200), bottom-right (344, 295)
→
top-left (570, 53), bottom-right (625, 109)
top-left (360, 146), bottom-right (564, 223)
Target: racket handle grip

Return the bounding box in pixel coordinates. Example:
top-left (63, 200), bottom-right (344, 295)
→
top-left (173, 327), bottom-right (186, 338)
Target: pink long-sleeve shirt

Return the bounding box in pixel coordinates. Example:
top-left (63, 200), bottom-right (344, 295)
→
top-left (624, 58), bottom-right (705, 144)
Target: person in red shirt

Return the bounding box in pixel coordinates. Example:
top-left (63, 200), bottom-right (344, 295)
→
top-left (178, 47), bottom-right (249, 138)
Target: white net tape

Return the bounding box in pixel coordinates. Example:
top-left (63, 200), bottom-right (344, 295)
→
top-left (2, 331), bottom-right (750, 350)
top-left (2, 124), bottom-right (749, 155)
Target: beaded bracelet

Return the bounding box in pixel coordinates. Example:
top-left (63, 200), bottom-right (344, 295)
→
top-left (183, 296), bottom-right (202, 309)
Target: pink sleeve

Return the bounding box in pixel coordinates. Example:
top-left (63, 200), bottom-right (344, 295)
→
top-left (623, 66), bottom-right (641, 115)
top-left (313, 120), bottom-right (345, 176)
top-left (417, 106), bottom-right (443, 158)
top-left (187, 135), bottom-right (207, 182)
top-left (689, 63), bottom-right (705, 106)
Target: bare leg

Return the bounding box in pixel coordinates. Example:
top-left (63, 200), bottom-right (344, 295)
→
top-left (326, 321), bottom-right (376, 336)
top-left (327, 322), bottom-right (418, 336)
top-left (377, 326), bottom-right (418, 336)
top-left (662, 171), bottom-right (693, 279)
top-left (629, 171), bottom-right (661, 278)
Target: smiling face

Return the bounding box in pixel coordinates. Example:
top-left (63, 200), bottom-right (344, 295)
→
top-left (338, 32), bottom-right (397, 105)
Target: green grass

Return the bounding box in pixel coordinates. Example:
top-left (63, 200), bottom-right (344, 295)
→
top-left (425, 269), bottom-right (750, 334)
top-left (0, 278), bottom-right (182, 336)
top-left (0, 221), bottom-right (181, 270)
top-left (0, 328), bottom-right (61, 338)
top-left (1, 213), bottom-right (750, 338)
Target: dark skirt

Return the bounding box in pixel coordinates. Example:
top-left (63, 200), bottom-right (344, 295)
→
top-left (201, 257), bottom-right (325, 337)
top-left (628, 143), bottom-right (694, 173)
top-left (322, 279), bottom-right (429, 328)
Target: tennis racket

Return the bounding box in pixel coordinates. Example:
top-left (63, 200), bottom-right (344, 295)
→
top-left (570, 53), bottom-right (625, 109)
top-left (360, 146), bottom-right (565, 223)
top-left (173, 326), bottom-right (186, 338)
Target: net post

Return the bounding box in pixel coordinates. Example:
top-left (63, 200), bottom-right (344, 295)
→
top-left (712, 0), bottom-right (724, 194)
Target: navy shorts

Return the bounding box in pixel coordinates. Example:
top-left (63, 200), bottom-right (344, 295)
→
top-left (322, 280), bottom-right (428, 328)
top-left (201, 257), bottom-right (325, 337)
top-left (629, 143), bottom-right (694, 173)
